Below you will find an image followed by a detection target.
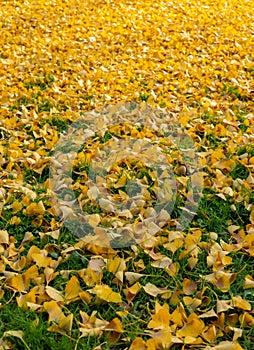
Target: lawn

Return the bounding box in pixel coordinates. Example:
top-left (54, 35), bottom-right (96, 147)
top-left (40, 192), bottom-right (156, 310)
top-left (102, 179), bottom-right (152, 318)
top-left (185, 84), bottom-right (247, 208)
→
top-left (0, 0), bottom-right (253, 349)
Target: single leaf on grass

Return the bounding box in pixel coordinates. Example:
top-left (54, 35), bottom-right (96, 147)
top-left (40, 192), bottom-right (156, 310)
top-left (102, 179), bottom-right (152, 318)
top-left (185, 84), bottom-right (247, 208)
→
top-left (171, 304), bottom-right (187, 327)
top-left (7, 274), bottom-right (27, 292)
top-left (125, 271), bottom-right (144, 284)
top-left (103, 318), bottom-right (123, 344)
top-left (0, 230), bottom-right (9, 244)
top-left (58, 313), bottom-right (73, 334)
top-left (129, 338), bottom-right (147, 350)
top-left (44, 267), bottom-right (59, 285)
top-left (90, 285), bottom-right (122, 303)
top-left (183, 296), bottom-right (202, 312)
top-left (151, 256), bottom-right (172, 269)
top-left (211, 159), bottom-right (236, 172)
top-left (16, 288), bottom-right (38, 308)
top-left (79, 267), bottom-right (102, 286)
top-left (182, 278), bottom-right (197, 295)
top-left (21, 232), bottom-right (34, 245)
top-left (44, 301), bottom-right (65, 323)
top-left (47, 314), bottom-right (73, 335)
top-left (6, 256), bottom-right (26, 272)
top-left (143, 283), bottom-right (171, 298)
top-left (202, 325), bottom-right (217, 343)
top-left (216, 300), bottom-right (233, 313)
top-left (79, 291), bottom-right (92, 304)
top-left (106, 257), bottom-right (126, 282)
top-left (243, 274), bottom-right (254, 289)
top-left (232, 296), bottom-right (251, 311)
top-left (45, 286), bottom-right (64, 302)
top-left (199, 309), bottom-right (218, 318)
top-left (65, 276), bottom-right (81, 301)
top-left (123, 282), bottom-right (141, 303)
top-left (31, 253), bottom-right (52, 268)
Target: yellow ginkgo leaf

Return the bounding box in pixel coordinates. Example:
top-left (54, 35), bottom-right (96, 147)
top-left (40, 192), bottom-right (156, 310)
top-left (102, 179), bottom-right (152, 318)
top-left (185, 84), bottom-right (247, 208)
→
top-left (232, 296), bottom-right (251, 311)
top-left (44, 301), bottom-right (65, 323)
top-left (65, 276), bottom-right (81, 301)
top-left (91, 285), bottom-right (122, 303)
top-left (177, 313), bottom-right (205, 338)
top-left (45, 286), bottom-right (64, 302)
top-left (148, 308), bottom-right (170, 330)
top-left (129, 338), bottom-right (147, 350)
top-left (143, 283), bottom-right (171, 297)
top-left (212, 159), bottom-right (236, 173)
top-left (25, 201), bottom-right (45, 216)
top-left (0, 230), bottom-right (9, 245)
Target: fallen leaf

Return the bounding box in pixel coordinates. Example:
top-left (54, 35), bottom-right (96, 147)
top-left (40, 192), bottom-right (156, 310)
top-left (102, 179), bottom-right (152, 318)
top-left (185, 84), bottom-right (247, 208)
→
top-left (90, 285), bottom-right (122, 303)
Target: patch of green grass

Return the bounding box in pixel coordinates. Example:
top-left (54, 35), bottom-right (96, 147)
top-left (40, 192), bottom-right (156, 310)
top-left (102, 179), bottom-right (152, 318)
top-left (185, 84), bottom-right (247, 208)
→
top-left (230, 162), bottom-right (249, 180)
top-left (222, 84), bottom-right (249, 102)
top-left (204, 134), bottom-right (222, 148)
top-left (195, 191), bottom-right (234, 236)
top-left (10, 96), bottom-right (35, 111)
top-left (38, 101), bottom-right (52, 112)
top-left (139, 93), bottom-right (150, 102)
top-left (237, 145), bottom-right (254, 157)
top-left (201, 113), bottom-right (219, 125)
top-left (40, 116), bottom-right (70, 133)
top-left (100, 130), bottom-right (114, 143)
top-left (159, 101), bottom-right (166, 107)
top-left (24, 165), bottom-right (50, 185)
top-left (244, 65), bottom-right (254, 73)
top-left (24, 74), bottom-right (55, 91)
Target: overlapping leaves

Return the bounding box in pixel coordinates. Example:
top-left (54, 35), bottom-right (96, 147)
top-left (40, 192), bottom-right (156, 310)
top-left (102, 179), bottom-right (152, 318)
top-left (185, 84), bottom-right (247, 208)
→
top-left (0, 0), bottom-right (253, 349)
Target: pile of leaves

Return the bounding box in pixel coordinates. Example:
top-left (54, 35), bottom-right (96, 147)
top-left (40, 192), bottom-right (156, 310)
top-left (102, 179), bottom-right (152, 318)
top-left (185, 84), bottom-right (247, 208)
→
top-left (0, 0), bottom-right (253, 349)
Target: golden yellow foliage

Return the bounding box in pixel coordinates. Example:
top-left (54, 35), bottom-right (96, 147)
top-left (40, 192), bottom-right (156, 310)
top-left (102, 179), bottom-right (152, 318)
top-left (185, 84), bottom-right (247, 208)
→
top-left (0, 0), bottom-right (253, 348)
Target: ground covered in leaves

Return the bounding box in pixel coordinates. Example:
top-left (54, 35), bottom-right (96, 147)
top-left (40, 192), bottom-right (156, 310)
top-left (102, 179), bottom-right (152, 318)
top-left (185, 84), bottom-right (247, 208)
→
top-left (0, 0), bottom-right (254, 349)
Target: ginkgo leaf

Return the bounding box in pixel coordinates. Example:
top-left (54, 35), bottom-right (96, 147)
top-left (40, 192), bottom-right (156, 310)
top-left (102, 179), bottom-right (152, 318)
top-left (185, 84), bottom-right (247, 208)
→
top-left (204, 341), bottom-right (243, 350)
top-left (148, 308), bottom-right (170, 330)
top-left (65, 276), bottom-right (81, 301)
top-left (91, 285), bottom-right (122, 303)
top-left (177, 313), bottom-right (205, 338)
top-left (45, 286), bottom-right (64, 302)
top-left (25, 201), bottom-right (45, 216)
top-left (243, 275), bottom-right (254, 289)
top-left (3, 330), bottom-right (30, 350)
top-left (7, 274), bottom-right (27, 293)
top-left (125, 272), bottom-right (144, 284)
top-left (58, 314), bottom-right (73, 333)
top-left (103, 318), bottom-right (123, 344)
top-left (216, 300), bottom-right (233, 313)
top-left (124, 282), bottom-right (141, 303)
top-left (129, 338), bottom-right (147, 350)
top-left (232, 296), bottom-right (251, 311)
top-left (44, 301), bottom-right (65, 323)
top-left (0, 230), bottom-right (9, 245)
top-left (143, 283), bottom-right (171, 297)
top-left (182, 278), bottom-right (197, 295)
